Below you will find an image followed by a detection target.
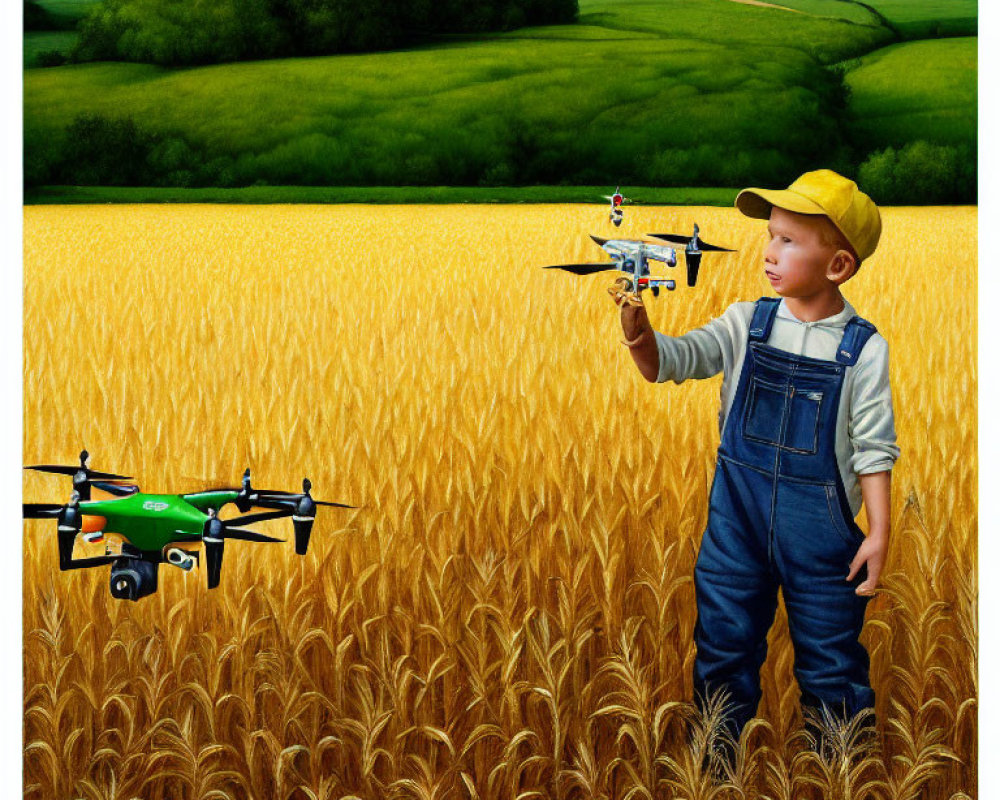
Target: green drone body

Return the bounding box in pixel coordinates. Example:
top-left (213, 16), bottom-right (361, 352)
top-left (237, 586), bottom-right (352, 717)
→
top-left (80, 491), bottom-right (241, 551)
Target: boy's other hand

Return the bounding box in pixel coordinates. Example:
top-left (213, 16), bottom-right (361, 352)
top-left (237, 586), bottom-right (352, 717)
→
top-left (847, 532), bottom-right (888, 596)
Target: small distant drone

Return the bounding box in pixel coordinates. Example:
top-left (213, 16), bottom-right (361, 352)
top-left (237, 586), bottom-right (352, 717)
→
top-left (23, 450), bottom-right (353, 601)
top-left (603, 187), bottom-right (632, 227)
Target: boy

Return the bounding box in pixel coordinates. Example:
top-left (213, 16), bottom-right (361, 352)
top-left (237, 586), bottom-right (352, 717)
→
top-left (615, 170), bottom-right (899, 741)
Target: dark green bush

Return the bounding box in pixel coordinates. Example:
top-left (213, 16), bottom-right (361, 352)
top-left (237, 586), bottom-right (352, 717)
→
top-left (57, 114), bottom-right (158, 185)
top-left (858, 141), bottom-right (976, 204)
top-left (35, 50), bottom-right (69, 67)
top-left (74, 0), bottom-right (578, 65)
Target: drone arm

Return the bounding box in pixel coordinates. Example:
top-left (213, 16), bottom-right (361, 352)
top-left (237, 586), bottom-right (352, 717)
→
top-left (91, 481), bottom-right (139, 497)
top-left (59, 554), bottom-right (121, 571)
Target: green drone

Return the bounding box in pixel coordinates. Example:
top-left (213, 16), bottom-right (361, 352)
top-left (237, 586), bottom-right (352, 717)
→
top-left (23, 450), bottom-right (353, 601)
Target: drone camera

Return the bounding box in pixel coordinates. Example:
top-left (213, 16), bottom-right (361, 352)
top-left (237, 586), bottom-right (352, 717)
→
top-left (109, 558), bottom-right (159, 601)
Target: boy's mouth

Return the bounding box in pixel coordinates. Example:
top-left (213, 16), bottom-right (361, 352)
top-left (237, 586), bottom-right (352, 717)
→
top-left (765, 269), bottom-right (780, 282)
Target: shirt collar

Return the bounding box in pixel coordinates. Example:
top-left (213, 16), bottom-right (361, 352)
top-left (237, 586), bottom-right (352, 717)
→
top-left (776, 296), bottom-right (856, 327)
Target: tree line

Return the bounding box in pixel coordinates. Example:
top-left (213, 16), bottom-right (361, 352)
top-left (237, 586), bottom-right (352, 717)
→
top-left (70, 0), bottom-right (577, 65)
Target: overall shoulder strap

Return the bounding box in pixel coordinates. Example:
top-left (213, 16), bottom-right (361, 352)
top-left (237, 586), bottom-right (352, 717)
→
top-left (835, 315), bottom-right (878, 366)
top-left (748, 297), bottom-right (781, 342)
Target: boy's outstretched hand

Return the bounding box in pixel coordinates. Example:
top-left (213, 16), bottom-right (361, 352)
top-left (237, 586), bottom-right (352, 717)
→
top-left (610, 280), bottom-right (660, 382)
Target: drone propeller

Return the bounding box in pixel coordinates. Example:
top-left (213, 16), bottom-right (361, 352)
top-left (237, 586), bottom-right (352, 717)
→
top-left (23, 492), bottom-right (88, 570)
top-left (24, 450), bottom-right (131, 501)
top-left (23, 503), bottom-right (64, 518)
top-left (647, 233), bottom-right (734, 252)
top-left (544, 263), bottom-right (614, 275)
top-left (201, 507), bottom-right (288, 589)
top-left (252, 478), bottom-right (353, 555)
top-left (646, 229), bottom-right (735, 287)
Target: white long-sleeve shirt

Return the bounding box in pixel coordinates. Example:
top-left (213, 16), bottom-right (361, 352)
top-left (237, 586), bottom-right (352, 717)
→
top-left (654, 297), bottom-right (899, 516)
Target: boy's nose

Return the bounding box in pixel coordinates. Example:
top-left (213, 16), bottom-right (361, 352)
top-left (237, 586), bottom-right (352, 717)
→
top-left (764, 240), bottom-right (779, 264)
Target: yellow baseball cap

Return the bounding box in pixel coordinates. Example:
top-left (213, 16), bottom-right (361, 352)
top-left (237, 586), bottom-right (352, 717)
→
top-left (735, 169), bottom-right (881, 261)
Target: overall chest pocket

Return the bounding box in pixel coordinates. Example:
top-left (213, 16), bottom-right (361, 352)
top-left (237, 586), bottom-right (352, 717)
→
top-left (743, 377), bottom-right (823, 454)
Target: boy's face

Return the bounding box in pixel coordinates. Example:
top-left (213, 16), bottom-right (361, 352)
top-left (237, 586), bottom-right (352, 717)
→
top-left (763, 207), bottom-right (843, 298)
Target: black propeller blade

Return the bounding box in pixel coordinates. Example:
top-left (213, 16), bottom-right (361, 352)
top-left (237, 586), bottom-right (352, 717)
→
top-left (25, 465), bottom-right (131, 480)
top-left (647, 233), bottom-right (735, 252)
top-left (23, 503), bottom-right (63, 518)
top-left (222, 528), bottom-right (285, 543)
top-left (544, 263), bottom-right (614, 275)
top-left (228, 509), bottom-right (293, 526)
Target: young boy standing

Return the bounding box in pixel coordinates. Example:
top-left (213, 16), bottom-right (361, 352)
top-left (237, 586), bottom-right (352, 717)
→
top-left (616, 170), bottom-right (899, 740)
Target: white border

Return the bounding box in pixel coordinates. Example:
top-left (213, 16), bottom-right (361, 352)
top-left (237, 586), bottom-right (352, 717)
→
top-left (979, 3), bottom-right (994, 795)
top-left (5, 1), bottom-right (24, 794)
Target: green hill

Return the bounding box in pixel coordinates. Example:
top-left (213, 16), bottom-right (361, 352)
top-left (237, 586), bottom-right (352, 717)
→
top-left (22, 0), bottom-right (977, 202)
top-left (842, 37), bottom-right (976, 148)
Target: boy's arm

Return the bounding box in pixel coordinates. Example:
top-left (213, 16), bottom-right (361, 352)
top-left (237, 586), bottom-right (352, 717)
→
top-left (614, 292), bottom-right (736, 384)
top-left (845, 335), bottom-right (899, 596)
top-left (847, 470), bottom-right (891, 596)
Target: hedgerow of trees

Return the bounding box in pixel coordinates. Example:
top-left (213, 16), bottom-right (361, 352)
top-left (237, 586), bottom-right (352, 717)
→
top-left (73, 0), bottom-right (578, 65)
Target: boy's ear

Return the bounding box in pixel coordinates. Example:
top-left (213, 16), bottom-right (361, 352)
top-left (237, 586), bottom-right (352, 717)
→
top-left (827, 249), bottom-right (858, 285)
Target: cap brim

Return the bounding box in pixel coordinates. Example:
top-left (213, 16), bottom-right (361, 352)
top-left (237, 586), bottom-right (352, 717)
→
top-left (735, 188), bottom-right (828, 219)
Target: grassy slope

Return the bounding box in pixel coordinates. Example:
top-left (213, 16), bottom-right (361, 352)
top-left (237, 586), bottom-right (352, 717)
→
top-left (34, 0), bottom-right (100, 26)
top-left (843, 37), bottom-right (976, 148)
top-left (769, 0), bottom-right (976, 36)
top-left (856, 0), bottom-right (976, 36)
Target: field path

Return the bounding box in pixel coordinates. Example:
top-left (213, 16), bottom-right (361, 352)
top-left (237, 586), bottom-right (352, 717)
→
top-left (725, 0), bottom-right (804, 13)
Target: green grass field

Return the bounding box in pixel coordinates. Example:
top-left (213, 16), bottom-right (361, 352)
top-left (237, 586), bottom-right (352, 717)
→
top-left (22, 0), bottom-right (977, 199)
top-left (23, 28), bottom-right (852, 188)
top-left (855, 0), bottom-right (976, 36)
top-left (843, 37), bottom-right (976, 148)
top-left (22, 184), bottom-right (739, 205)
top-left (770, 0), bottom-right (976, 36)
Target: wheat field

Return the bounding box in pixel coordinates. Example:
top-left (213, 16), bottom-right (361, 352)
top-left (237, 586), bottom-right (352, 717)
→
top-left (23, 204), bottom-right (976, 799)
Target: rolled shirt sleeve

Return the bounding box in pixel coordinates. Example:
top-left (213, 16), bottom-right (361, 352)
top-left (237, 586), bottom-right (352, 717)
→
top-left (654, 303), bottom-right (747, 384)
top-left (848, 334), bottom-right (900, 474)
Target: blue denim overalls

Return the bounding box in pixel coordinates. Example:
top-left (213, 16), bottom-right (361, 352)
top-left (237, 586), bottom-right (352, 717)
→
top-left (693, 297), bottom-right (878, 738)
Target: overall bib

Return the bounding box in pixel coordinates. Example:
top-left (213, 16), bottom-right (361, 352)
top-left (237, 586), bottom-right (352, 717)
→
top-left (693, 298), bottom-right (877, 738)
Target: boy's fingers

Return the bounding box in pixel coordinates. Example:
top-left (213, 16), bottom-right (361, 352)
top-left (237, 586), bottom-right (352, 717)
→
top-left (855, 579), bottom-right (877, 596)
top-left (846, 552), bottom-right (864, 582)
